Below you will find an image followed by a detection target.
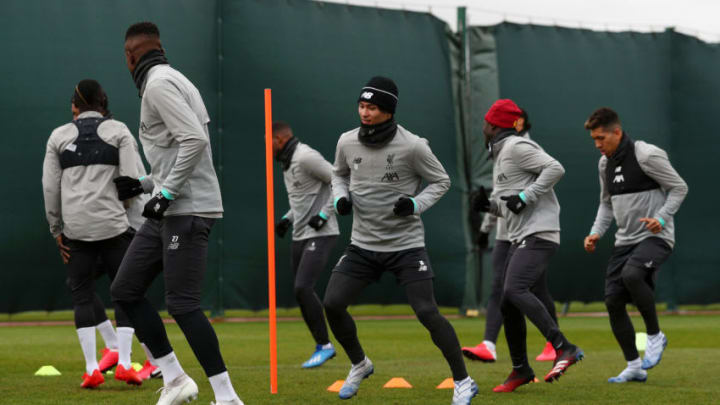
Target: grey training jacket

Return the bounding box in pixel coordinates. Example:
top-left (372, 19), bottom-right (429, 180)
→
top-left (480, 132), bottom-right (531, 241)
top-left (332, 125), bottom-right (450, 252)
top-left (590, 141), bottom-right (688, 248)
top-left (42, 111), bottom-right (143, 241)
top-left (138, 65), bottom-right (223, 217)
top-left (488, 135), bottom-right (564, 244)
top-left (282, 142), bottom-right (340, 241)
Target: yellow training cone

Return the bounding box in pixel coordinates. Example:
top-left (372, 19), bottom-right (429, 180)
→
top-left (383, 377), bottom-right (412, 388)
top-left (636, 332), bottom-right (648, 352)
top-left (131, 362), bottom-right (143, 372)
top-left (35, 366), bottom-right (61, 376)
top-left (436, 378), bottom-right (454, 389)
top-left (327, 380), bottom-right (344, 392)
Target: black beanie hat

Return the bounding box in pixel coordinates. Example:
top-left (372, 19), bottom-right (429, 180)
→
top-left (357, 76), bottom-right (398, 114)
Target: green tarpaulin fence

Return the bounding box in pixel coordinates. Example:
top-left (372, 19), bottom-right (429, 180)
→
top-left (0, 1), bottom-right (717, 314)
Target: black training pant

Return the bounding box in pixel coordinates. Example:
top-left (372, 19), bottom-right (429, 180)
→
top-left (111, 216), bottom-right (226, 377)
top-left (501, 236), bottom-right (564, 368)
top-left (323, 245), bottom-right (468, 381)
top-left (604, 237), bottom-right (672, 361)
top-left (64, 230), bottom-right (133, 329)
top-left (291, 236), bottom-right (337, 346)
top-left (484, 240), bottom-right (558, 343)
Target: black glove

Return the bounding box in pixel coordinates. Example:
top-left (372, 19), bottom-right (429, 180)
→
top-left (393, 197), bottom-right (415, 217)
top-left (335, 197), bottom-right (352, 216)
top-left (477, 231), bottom-right (489, 250)
top-left (308, 213), bottom-right (328, 231)
top-left (142, 192), bottom-right (172, 219)
top-left (113, 176), bottom-right (143, 201)
top-left (275, 217), bottom-right (291, 238)
top-left (500, 194), bottom-right (527, 214)
top-left (472, 186), bottom-right (491, 212)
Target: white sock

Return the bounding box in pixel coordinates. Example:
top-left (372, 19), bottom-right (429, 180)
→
top-left (76, 327), bottom-right (99, 374)
top-left (455, 375), bottom-right (472, 384)
top-left (648, 331), bottom-right (663, 341)
top-left (627, 357), bottom-right (642, 370)
top-left (141, 342), bottom-right (158, 366)
top-left (208, 371), bottom-right (240, 402)
top-left (155, 351), bottom-right (185, 386)
top-left (482, 340), bottom-right (496, 353)
top-left (96, 320), bottom-right (118, 350)
top-left (321, 342), bottom-right (333, 350)
top-left (116, 327), bottom-right (134, 369)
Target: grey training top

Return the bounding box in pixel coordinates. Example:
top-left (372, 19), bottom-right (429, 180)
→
top-left (480, 132), bottom-right (531, 241)
top-left (590, 141), bottom-right (688, 248)
top-left (282, 142), bottom-right (340, 241)
top-left (332, 125), bottom-right (450, 252)
top-left (42, 111), bottom-right (143, 241)
top-left (138, 65), bottom-right (223, 217)
top-left (488, 135), bottom-right (564, 244)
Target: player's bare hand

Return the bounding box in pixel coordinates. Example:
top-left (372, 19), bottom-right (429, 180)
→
top-left (639, 217), bottom-right (662, 234)
top-left (55, 234), bottom-right (71, 264)
top-left (584, 233), bottom-right (600, 253)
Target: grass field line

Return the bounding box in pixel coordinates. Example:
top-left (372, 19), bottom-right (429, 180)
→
top-left (2, 309), bottom-right (719, 327)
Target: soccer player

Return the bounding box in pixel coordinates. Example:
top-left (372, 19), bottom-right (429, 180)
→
top-left (462, 108), bottom-right (558, 363)
top-left (272, 122), bottom-right (340, 368)
top-left (583, 108), bottom-right (688, 383)
top-left (110, 22), bottom-right (242, 405)
top-left (474, 99), bottom-right (583, 392)
top-left (324, 76), bottom-right (478, 404)
top-left (42, 79), bottom-right (144, 388)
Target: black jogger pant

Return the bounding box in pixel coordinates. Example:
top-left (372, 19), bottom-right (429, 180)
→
top-left (64, 229), bottom-right (134, 329)
top-left (604, 237), bottom-right (672, 361)
top-left (111, 216), bottom-right (227, 377)
top-left (501, 236), bottom-right (565, 368)
top-left (323, 245), bottom-right (468, 381)
top-left (291, 235), bottom-right (337, 346)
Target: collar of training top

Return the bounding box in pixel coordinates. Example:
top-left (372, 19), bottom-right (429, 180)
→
top-left (76, 111), bottom-right (104, 120)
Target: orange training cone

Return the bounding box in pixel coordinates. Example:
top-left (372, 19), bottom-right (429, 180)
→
top-left (327, 380), bottom-right (344, 392)
top-left (436, 378), bottom-right (454, 389)
top-left (383, 377), bottom-right (413, 388)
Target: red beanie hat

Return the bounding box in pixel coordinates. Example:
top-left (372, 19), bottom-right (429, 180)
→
top-left (485, 99), bottom-right (522, 129)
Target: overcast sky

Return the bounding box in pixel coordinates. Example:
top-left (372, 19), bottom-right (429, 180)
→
top-left (319, 0), bottom-right (720, 42)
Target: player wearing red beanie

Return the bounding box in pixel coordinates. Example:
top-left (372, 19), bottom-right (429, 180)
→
top-left (473, 99), bottom-right (584, 392)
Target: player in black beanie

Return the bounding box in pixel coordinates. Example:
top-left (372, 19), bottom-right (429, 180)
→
top-left (357, 76), bottom-right (398, 114)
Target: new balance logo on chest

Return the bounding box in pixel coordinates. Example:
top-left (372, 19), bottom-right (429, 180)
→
top-left (613, 165), bottom-right (625, 184)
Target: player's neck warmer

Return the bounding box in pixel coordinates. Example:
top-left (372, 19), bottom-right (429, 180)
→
top-left (608, 132), bottom-right (631, 164)
top-left (358, 118), bottom-right (397, 148)
top-left (277, 137), bottom-right (299, 171)
top-left (132, 49), bottom-right (169, 96)
top-left (487, 128), bottom-right (517, 156)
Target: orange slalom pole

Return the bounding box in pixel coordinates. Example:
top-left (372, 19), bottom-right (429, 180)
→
top-left (264, 88), bottom-right (278, 394)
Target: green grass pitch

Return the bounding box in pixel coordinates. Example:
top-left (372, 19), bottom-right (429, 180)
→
top-left (1, 313), bottom-right (718, 404)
